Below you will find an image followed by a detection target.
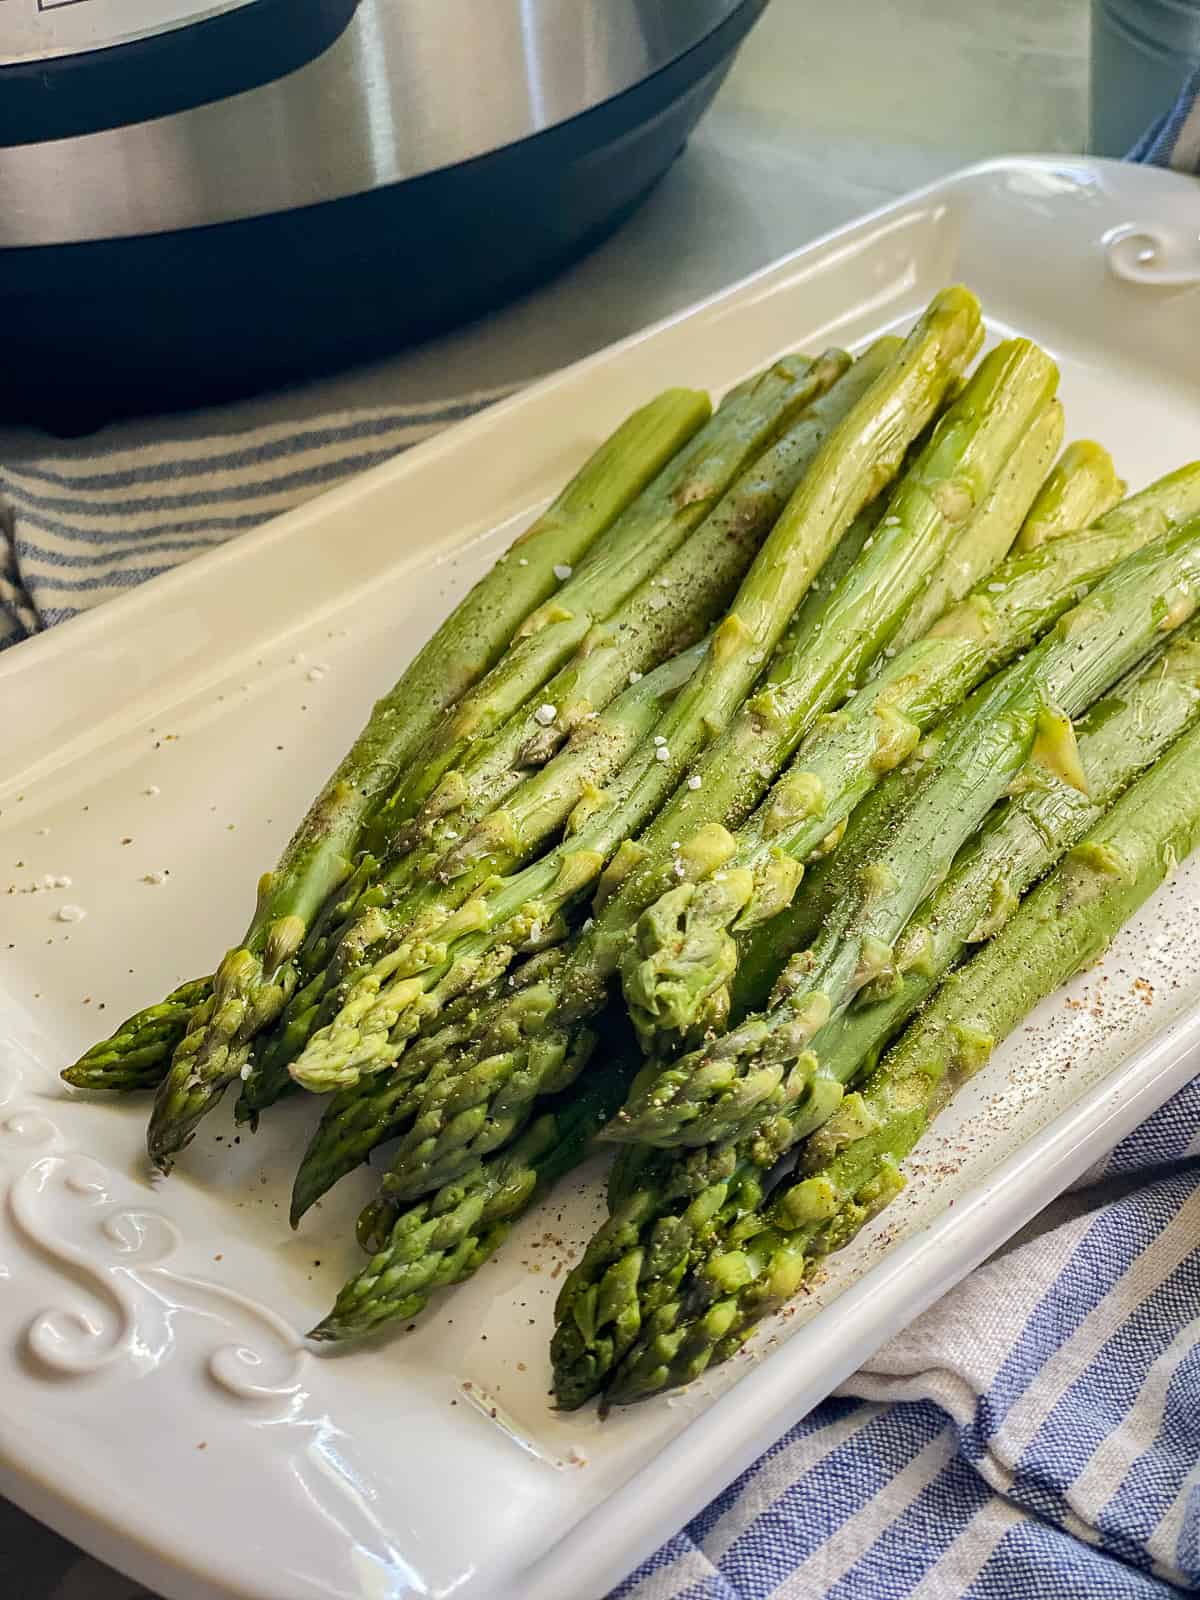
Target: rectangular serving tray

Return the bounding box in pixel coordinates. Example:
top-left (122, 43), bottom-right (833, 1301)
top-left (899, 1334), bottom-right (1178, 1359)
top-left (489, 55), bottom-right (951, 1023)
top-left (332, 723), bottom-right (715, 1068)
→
top-left (3, 156), bottom-right (1200, 1600)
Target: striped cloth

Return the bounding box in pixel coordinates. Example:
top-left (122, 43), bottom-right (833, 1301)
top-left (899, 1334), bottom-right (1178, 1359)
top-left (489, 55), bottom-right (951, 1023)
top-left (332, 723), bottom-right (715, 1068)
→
top-left (0, 387), bottom-right (513, 651)
top-left (4, 79), bottom-right (1200, 1600)
top-left (618, 1091), bottom-right (1200, 1600)
top-left (1129, 64), bottom-right (1200, 169)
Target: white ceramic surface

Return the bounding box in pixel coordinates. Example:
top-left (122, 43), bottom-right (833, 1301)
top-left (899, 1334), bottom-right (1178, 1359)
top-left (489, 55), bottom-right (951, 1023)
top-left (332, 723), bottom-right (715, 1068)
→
top-left (2, 157), bottom-right (1200, 1600)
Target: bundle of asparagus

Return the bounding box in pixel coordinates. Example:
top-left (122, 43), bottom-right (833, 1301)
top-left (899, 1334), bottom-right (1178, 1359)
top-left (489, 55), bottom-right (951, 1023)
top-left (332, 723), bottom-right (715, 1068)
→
top-left (602, 707), bottom-right (1200, 1404)
top-left (64, 286), bottom-right (1200, 1421)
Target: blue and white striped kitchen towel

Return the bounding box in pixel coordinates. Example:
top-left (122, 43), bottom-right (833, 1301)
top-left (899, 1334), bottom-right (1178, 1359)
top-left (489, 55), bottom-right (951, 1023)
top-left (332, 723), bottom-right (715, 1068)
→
top-left (0, 386), bottom-right (514, 651)
top-left (619, 1087), bottom-right (1200, 1600)
top-left (5, 76), bottom-right (1200, 1600)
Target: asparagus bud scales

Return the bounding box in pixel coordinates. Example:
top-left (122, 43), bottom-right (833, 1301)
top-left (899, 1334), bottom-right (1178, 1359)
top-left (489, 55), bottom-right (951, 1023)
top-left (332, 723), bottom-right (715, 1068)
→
top-left (888, 397), bottom-right (1065, 651)
top-left (310, 1027), bottom-right (639, 1341)
top-left (608, 714), bottom-right (1200, 1404)
top-left (61, 977), bottom-right (212, 1094)
top-left (309, 292), bottom-right (985, 1198)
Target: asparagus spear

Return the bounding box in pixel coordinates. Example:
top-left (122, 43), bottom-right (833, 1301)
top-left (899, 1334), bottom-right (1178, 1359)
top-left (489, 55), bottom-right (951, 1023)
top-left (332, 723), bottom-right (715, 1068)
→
top-left (350, 321), bottom-right (1052, 1203)
top-left (198, 357), bottom-right (831, 1130)
top-left (71, 392), bottom-right (713, 1100)
top-left (812, 624), bottom-right (1200, 1091)
top-left (887, 397), bottom-right (1064, 651)
top-left (606, 709), bottom-right (1200, 1403)
top-left (297, 293), bottom-right (988, 1193)
top-left (550, 744), bottom-right (938, 1407)
top-left (308, 1027), bottom-right (639, 1342)
top-left (329, 352), bottom-right (858, 935)
top-left (391, 350), bottom-right (877, 855)
top-left (58, 386), bottom-right (700, 1144)
top-left (340, 640), bottom-right (710, 958)
top-left (726, 469), bottom-right (1200, 1018)
top-left (283, 502), bottom-right (900, 1214)
top-left (61, 977), bottom-right (213, 1094)
top-left (77, 438), bottom-right (1137, 1109)
top-left (144, 358), bottom-right (844, 1172)
top-left (365, 354), bottom-right (849, 844)
top-left (553, 623), bottom-right (1200, 1406)
top-left (71, 643), bottom-right (700, 1111)
top-left (611, 516), bottom-right (1200, 1146)
top-left (353, 336), bottom-right (1068, 1186)
top-left (290, 946), bottom-right (575, 1225)
top-left (1013, 440), bottom-right (1126, 553)
top-left (253, 351), bottom-right (887, 1107)
top-left (618, 442), bottom-right (1171, 1052)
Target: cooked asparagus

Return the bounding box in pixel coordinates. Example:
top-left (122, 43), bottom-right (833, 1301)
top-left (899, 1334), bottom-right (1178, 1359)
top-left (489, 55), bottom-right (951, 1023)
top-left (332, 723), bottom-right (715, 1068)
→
top-left (619, 454), bottom-right (1198, 1053)
top-left (605, 710), bottom-right (1200, 1403)
top-left (611, 516), bottom-right (1200, 1146)
top-left (1013, 440), bottom-right (1126, 553)
top-left (887, 396), bottom-right (1064, 651)
top-left (552, 622), bottom-right (1200, 1406)
top-left (146, 381), bottom-right (777, 1168)
top-left (309, 1024), bottom-right (639, 1342)
top-left (247, 350), bottom-right (883, 1115)
top-left (61, 977), bottom-right (213, 1094)
top-left (300, 293), bottom-right (989, 1213)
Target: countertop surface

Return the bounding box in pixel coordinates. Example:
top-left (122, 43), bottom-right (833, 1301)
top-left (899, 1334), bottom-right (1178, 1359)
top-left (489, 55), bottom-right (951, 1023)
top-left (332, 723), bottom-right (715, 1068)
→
top-left (6, 2), bottom-right (1088, 1595)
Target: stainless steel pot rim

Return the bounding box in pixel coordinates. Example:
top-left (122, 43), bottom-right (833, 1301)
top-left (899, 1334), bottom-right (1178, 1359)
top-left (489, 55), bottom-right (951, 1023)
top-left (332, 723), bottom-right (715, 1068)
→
top-left (0, 0), bottom-right (752, 250)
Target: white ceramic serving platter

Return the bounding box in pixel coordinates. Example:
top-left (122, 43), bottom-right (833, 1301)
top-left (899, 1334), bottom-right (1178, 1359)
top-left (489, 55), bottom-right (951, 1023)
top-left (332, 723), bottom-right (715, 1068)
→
top-left (3, 156), bottom-right (1200, 1600)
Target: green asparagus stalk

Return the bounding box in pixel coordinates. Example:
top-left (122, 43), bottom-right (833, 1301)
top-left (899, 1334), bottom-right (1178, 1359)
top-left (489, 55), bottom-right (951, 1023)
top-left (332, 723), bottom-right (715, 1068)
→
top-left (551, 742), bottom-right (938, 1407)
top-left (308, 1026), bottom-right (639, 1342)
top-left (289, 945), bottom-right (573, 1226)
top-left (552, 623), bottom-right (1200, 1407)
top-left (618, 443), bottom-right (1174, 1052)
top-left (348, 334), bottom-right (1061, 1196)
top-left (266, 358), bottom-right (850, 1037)
top-left (605, 710), bottom-right (1200, 1403)
top-left (365, 354), bottom-right (849, 845)
top-left (392, 351), bottom-right (877, 855)
top-left (61, 977), bottom-right (213, 1093)
top-left (152, 378), bottom-right (812, 1168)
top-left (145, 356), bottom-right (850, 1172)
top-left (76, 642), bottom-right (700, 1113)
top-left (296, 293), bottom-right (988, 1201)
top-left (610, 516), bottom-right (1200, 1147)
top-left (252, 350), bottom-right (886, 1107)
top-left (69, 392), bottom-right (713, 1114)
top-left (279, 498), bottom-right (903, 1185)
top-left (812, 624), bottom-right (1200, 1088)
top-left (725, 470), bottom-right (1200, 1019)
top-left (1013, 440), bottom-right (1126, 553)
top-left (356, 322), bottom-right (1055, 1205)
top-left (887, 397), bottom-right (1064, 652)
top-left (335, 640), bottom-right (710, 968)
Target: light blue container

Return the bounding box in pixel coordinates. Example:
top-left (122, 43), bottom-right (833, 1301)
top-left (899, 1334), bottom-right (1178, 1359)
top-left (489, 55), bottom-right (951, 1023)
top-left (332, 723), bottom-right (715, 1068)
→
top-left (1091, 0), bottom-right (1200, 155)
